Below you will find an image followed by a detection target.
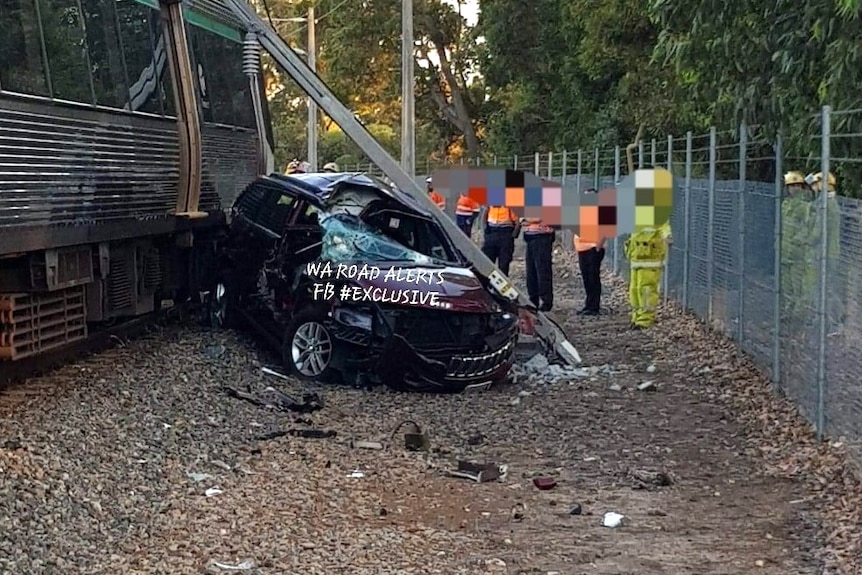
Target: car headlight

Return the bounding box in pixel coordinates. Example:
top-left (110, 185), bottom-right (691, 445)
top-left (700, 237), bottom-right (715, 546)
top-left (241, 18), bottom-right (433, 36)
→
top-left (489, 311), bottom-right (517, 333)
top-left (333, 307), bottom-right (373, 331)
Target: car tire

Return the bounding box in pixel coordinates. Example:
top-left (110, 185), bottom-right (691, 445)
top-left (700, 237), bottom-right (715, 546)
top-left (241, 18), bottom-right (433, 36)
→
top-left (282, 308), bottom-right (341, 383)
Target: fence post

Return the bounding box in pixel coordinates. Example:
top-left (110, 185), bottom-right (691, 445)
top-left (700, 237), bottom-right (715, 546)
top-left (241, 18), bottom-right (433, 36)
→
top-left (613, 145), bottom-right (621, 275)
top-left (772, 135), bottom-right (783, 391)
top-left (666, 135), bottom-right (673, 170)
top-left (493, 154), bottom-right (498, 166)
top-left (707, 126), bottom-right (717, 324)
top-left (576, 150), bottom-right (582, 194)
top-left (513, 155), bottom-right (518, 170)
top-left (651, 138), bottom-right (657, 166)
top-left (663, 135), bottom-right (673, 305)
top-left (548, 152), bottom-right (554, 179)
top-left (534, 152), bottom-right (540, 175)
top-left (682, 131), bottom-right (693, 309)
top-left (593, 148), bottom-right (600, 189)
top-left (737, 123), bottom-right (748, 345)
top-left (561, 150), bottom-right (568, 185)
top-left (815, 105), bottom-right (831, 441)
top-left (638, 140), bottom-right (645, 168)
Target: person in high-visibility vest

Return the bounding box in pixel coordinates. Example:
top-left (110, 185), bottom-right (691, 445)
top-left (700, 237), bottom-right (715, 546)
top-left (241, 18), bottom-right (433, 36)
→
top-left (574, 232), bottom-right (606, 316)
top-left (455, 193), bottom-right (482, 237)
top-left (481, 206), bottom-right (520, 275)
top-left (624, 220), bottom-right (672, 329)
top-left (522, 216), bottom-right (555, 311)
top-left (426, 177), bottom-right (446, 210)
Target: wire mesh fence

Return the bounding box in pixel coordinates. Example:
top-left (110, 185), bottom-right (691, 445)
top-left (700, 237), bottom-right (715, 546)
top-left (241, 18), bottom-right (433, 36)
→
top-left (401, 106), bottom-right (862, 464)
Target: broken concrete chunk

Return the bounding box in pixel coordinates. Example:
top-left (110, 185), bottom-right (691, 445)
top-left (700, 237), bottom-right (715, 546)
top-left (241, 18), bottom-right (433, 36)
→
top-left (637, 381), bottom-right (656, 392)
top-left (524, 353), bottom-right (550, 372)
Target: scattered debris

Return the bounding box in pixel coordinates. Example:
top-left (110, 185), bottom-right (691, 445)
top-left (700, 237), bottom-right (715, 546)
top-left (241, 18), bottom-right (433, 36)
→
top-left (448, 461), bottom-right (504, 483)
top-left (511, 502), bottom-right (526, 521)
top-left (533, 477), bottom-right (557, 490)
top-left (261, 366), bottom-right (290, 381)
top-left (351, 440), bottom-right (384, 450)
top-left (646, 363), bottom-right (656, 373)
top-left (569, 503), bottom-right (583, 515)
top-left (609, 383), bottom-right (623, 392)
top-left (224, 386), bottom-right (323, 414)
top-left (485, 558), bottom-right (507, 571)
top-left (208, 559), bottom-right (254, 571)
top-left (204, 345), bottom-right (226, 359)
top-left (637, 381), bottom-right (657, 392)
top-left (205, 487), bottom-right (223, 497)
top-left (602, 511), bottom-right (624, 528)
top-left (627, 468), bottom-right (674, 489)
top-left (346, 470), bottom-right (365, 478)
top-left (255, 429), bottom-right (336, 441)
top-left (187, 471), bottom-right (214, 483)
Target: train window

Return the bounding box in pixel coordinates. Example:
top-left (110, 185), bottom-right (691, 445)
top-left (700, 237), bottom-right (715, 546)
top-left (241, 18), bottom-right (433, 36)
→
top-left (41, 0), bottom-right (93, 103)
top-left (0, 0), bottom-right (50, 96)
top-left (116, 0), bottom-right (169, 115)
top-left (80, 0), bottom-right (128, 108)
top-left (187, 24), bottom-right (256, 129)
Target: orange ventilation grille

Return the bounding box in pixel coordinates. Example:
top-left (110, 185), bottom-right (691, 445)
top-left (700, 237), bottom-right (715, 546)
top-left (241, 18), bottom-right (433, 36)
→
top-left (0, 286), bottom-right (88, 360)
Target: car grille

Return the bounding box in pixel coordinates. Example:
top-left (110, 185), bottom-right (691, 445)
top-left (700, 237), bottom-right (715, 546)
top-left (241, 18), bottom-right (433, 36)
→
top-left (382, 308), bottom-right (508, 349)
top-left (446, 336), bottom-right (516, 379)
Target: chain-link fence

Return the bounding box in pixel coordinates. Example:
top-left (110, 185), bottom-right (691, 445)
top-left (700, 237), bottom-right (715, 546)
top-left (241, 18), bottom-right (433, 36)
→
top-left (410, 106), bottom-right (862, 464)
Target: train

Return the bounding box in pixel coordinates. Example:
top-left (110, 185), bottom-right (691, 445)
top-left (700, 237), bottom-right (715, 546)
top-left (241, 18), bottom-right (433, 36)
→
top-left (0, 0), bottom-right (275, 362)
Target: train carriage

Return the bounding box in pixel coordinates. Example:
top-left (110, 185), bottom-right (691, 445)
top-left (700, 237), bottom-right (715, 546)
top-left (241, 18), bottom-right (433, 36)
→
top-left (0, 0), bottom-right (275, 361)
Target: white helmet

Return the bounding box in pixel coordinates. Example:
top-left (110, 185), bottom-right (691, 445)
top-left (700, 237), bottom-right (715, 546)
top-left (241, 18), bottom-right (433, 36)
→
top-left (323, 162), bottom-right (339, 172)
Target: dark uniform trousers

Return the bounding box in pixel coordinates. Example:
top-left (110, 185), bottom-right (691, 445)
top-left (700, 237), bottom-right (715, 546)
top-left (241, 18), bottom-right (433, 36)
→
top-left (525, 231), bottom-right (554, 311)
top-left (578, 247), bottom-right (605, 312)
top-left (482, 225), bottom-right (515, 276)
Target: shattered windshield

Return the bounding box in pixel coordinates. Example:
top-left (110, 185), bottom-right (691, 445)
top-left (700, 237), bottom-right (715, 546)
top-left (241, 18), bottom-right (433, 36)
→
top-left (319, 213), bottom-right (439, 264)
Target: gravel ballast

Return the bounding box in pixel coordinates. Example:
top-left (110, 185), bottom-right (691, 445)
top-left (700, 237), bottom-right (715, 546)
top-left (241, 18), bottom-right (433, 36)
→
top-left (0, 241), bottom-right (860, 574)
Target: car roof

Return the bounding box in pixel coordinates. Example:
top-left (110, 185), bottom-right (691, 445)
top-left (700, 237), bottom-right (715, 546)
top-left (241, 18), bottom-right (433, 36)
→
top-left (266, 172), bottom-right (432, 215)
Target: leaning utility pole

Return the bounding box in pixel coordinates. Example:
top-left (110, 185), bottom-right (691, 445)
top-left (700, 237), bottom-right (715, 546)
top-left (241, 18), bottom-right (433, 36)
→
top-left (400, 0), bottom-right (415, 177)
top-left (306, 4), bottom-right (318, 171)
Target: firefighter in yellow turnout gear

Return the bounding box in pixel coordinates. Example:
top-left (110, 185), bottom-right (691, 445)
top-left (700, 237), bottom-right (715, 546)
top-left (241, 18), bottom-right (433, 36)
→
top-left (624, 220), bottom-right (672, 329)
top-left (806, 171), bottom-right (843, 328)
top-left (780, 171), bottom-right (817, 324)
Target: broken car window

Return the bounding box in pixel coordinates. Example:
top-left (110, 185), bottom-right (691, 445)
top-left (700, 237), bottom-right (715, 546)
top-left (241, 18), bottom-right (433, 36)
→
top-left (319, 213), bottom-right (438, 265)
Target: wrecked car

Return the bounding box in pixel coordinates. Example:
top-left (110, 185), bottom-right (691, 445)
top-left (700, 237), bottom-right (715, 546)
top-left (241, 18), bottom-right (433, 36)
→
top-left (214, 172), bottom-right (519, 392)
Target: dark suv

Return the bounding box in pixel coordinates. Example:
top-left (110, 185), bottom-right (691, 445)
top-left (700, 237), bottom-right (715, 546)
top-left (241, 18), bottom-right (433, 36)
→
top-left (215, 172), bottom-right (519, 392)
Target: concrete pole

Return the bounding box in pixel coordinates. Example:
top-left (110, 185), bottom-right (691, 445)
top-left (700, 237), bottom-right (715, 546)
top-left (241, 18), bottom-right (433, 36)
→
top-left (400, 0), bottom-right (415, 176)
top-left (306, 5), bottom-right (317, 171)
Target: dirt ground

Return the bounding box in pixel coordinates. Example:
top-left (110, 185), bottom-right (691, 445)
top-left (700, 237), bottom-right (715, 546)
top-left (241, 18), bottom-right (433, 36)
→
top-left (1, 237), bottom-right (860, 574)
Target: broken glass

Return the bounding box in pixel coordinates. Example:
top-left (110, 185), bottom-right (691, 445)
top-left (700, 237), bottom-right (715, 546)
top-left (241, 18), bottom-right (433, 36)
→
top-left (319, 213), bottom-right (435, 265)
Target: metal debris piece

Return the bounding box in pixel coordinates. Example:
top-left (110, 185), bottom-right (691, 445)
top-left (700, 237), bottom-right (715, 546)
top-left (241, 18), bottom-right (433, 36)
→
top-left (448, 461), bottom-right (503, 483)
top-left (205, 487), bottom-right (223, 497)
top-left (209, 559), bottom-right (254, 571)
top-left (391, 419), bottom-right (429, 451)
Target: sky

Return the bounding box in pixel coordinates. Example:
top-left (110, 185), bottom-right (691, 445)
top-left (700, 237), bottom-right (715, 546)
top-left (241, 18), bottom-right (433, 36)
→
top-left (448, 0), bottom-right (479, 26)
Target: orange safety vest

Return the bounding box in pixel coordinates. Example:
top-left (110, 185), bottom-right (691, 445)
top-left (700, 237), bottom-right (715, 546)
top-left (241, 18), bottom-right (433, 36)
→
top-left (429, 190), bottom-right (446, 210)
top-left (455, 194), bottom-right (481, 216)
top-left (487, 206), bottom-right (518, 226)
top-left (573, 235), bottom-right (596, 252)
top-left (523, 218), bottom-right (553, 235)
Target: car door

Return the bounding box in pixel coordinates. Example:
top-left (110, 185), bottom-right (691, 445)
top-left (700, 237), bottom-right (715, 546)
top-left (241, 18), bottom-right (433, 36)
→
top-left (229, 181), bottom-right (300, 294)
top-left (278, 199), bottom-right (324, 275)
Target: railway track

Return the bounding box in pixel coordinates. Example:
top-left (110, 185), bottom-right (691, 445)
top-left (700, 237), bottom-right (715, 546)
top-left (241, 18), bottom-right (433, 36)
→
top-left (0, 304), bottom-right (196, 392)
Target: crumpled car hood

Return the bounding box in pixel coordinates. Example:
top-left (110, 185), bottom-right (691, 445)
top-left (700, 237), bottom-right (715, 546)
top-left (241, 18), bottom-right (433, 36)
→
top-left (351, 266), bottom-right (500, 313)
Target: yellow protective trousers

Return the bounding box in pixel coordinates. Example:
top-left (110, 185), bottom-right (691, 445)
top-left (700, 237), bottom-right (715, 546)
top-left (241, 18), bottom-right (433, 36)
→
top-left (624, 227), bottom-right (669, 328)
top-left (628, 261), bottom-right (664, 328)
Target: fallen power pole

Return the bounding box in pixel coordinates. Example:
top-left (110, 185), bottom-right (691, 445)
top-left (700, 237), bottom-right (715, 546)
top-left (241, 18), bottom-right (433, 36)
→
top-left (225, 0), bottom-right (581, 366)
